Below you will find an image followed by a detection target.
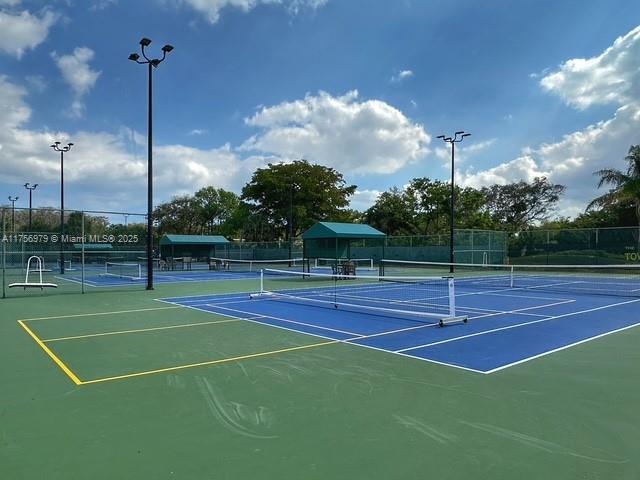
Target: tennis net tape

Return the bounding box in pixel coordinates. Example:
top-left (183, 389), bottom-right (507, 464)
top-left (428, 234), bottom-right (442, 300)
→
top-left (209, 257), bottom-right (303, 272)
top-left (380, 259), bottom-right (640, 297)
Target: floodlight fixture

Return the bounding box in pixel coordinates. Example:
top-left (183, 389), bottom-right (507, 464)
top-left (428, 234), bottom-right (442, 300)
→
top-left (23, 182), bottom-right (39, 231)
top-left (140, 37), bottom-right (152, 47)
top-left (129, 53), bottom-right (140, 61)
top-left (162, 44), bottom-right (174, 53)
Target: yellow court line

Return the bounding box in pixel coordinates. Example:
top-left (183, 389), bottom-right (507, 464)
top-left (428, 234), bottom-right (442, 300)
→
top-left (21, 305), bottom-right (185, 322)
top-left (80, 339), bottom-right (339, 385)
top-left (18, 320), bottom-right (83, 385)
top-left (43, 318), bottom-right (242, 342)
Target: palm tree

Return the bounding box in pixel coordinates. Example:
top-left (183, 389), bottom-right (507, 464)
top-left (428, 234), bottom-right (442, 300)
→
top-left (588, 145), bottom-right (640, 224)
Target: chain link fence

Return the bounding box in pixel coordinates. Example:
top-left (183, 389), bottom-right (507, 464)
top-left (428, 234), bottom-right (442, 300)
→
top-left (2, 207), bottom-right (147, 298)
top-left (225, 229), bottom-right (508, 265)
top-left (508, 226), bottom-right (640, 265)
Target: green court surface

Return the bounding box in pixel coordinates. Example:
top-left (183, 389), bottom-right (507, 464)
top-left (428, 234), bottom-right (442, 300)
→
top-left (1, 279), bottom-right (638, 480)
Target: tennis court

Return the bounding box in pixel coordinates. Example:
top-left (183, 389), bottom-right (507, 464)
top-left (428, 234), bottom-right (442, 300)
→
top-left (3, 261), bottom-right (638, 479)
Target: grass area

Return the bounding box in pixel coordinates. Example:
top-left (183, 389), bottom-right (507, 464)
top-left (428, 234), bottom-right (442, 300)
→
top-left (1, 278), bottom-right (638, 479)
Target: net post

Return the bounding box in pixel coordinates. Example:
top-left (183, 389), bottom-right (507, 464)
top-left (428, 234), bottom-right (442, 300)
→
top-left (509, 265), bottom-right (514, 288)
top-left (260, 268), bottom-right (264, 294)
top-left (448, 277), bottom-right (456, 318)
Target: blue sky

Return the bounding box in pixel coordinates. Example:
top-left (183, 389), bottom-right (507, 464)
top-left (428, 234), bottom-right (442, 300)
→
top-left (1, 0), bottom-right (640, 218)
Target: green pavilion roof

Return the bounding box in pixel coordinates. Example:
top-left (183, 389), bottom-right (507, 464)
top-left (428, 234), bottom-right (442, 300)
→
top-left (159, 234), bottom-right (230, 245)
top-left (302, 222), bottom-right (386, 239)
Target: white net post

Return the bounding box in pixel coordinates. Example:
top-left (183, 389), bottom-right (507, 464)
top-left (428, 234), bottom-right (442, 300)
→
top-left (260, 268), bottom-right (264, 294)
top-left (509, 265), bottom-right (514, 288)
top-left (448, 277), bottom-right (456, 318)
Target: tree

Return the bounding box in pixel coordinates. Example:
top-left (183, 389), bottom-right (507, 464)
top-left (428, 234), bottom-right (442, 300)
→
top-left (481, 177), bottom-right (565, 231)
top-left (588, 145), bottom-right (640, 225)
top-left (406, 178), bottom-right (449, 234)
top-left (193, 187), bottom-right (240, 234)
top-left (241, 160), bottom-right (357, 239)
top-left (364, 188), bottom-right (416, 235)
top-left (153, 195), bottom-right (200, 235)
top-left (153, 188), bottom-right (241, 236)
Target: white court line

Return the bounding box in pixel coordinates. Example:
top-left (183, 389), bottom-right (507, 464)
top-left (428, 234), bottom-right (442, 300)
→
top-left (484, 321), bottom-right (640, 373)
top-left (205, 303), bottom-right (363, 336)
top-left (396, 297), bottom-right (640, 354)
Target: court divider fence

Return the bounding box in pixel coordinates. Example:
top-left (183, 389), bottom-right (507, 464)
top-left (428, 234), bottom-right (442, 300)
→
top-left (1, 207), bottom-right (147, 298)
top-left (508, 226), bottom-right (640, 265)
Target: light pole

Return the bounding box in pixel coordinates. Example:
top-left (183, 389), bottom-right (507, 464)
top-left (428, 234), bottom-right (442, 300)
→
top-left (51, 141), bottom-right (73, 274)
top-left (8, 196), bottom-right (18, 232)
top-left (289, 182), bottom-right (294, 263)
top-left (23, 183), bottom-right (38, 231)
top-left (436, 131), bottom-right (471, 273)
top-left (129, 37), bottom-right (174, 290)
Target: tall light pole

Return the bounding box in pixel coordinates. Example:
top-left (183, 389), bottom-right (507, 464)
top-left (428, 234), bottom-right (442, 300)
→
top-left (287, 180), bottom-right (294, 259)
top-left (51, 141), bottom-right (73, 274)
top-left (23, 183), bottom-right (38, 231)
top-left (436, 131), bottom-right (470, 273)
top-left (129, 37), bottom-right (174, 290)
top-left (8, 196), bottom-right (18, 232)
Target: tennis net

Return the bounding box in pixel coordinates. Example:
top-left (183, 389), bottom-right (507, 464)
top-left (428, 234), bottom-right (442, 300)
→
top-left (379, 259), bottom-right (640, 297)
top-left (250, 268), bottom-right (467, 326)
top-left (209, 257), bottom-right (304, 272)
top-left (104, 262), bottom-right (143, 280)
top-left (314, 258), bottom-right (375, 270)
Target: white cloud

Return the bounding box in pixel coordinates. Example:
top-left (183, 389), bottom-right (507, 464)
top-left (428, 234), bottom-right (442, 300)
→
top-left (540, 25), bottom-right (640, 109)
top-left (458, 25), bottom-right (640, 217)
top-left (171, 0), bottom-right (328, 24)
top-left (350, 189), bottom-right (381, 212)
top-left (241, 90), bottom-right (429, 175)
top-left (188, 128), bottom-right (208, 136)
top-left (0, 75), bottom-right (272, 212)
top-left (0, 8), bottom-right (58, 58)
top-left (51, 47), bottom-right (101, 118)
top-left (459, 104), bottom-right (640, 216)
top-left (391, 69), bottom-right (414, 83)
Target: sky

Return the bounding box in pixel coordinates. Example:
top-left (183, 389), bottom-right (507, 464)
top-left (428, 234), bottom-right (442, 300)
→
top-left (1, 0), bottom-right (639, 219)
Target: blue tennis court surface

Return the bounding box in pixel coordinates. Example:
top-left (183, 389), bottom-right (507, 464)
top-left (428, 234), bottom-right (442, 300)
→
top-left (159, 279), bottom-right (640, 373)
top-left (57, 266), bottom-right (370, 287)
top-left (58, 268), bottom-right (264, 286)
